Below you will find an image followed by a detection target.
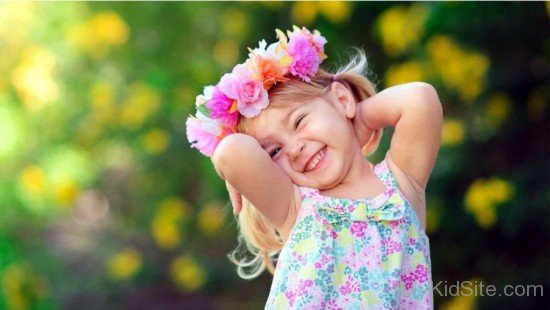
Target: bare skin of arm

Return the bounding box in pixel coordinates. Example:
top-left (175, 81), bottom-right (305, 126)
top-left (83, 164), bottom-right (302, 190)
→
top-left (354, 82), bottom-right (443, 229)
top-left (212, 133), bottom-right (301, 229)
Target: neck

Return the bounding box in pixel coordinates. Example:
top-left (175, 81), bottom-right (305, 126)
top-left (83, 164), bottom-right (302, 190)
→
top-left (319, 147), bottom-right (385, 200)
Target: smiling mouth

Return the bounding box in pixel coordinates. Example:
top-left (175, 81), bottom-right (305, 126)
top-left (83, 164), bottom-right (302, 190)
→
top-left (305, 146), bottom-right (327, 172)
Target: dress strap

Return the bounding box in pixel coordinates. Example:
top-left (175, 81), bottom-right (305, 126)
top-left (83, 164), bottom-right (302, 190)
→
top-left (373, 158), bottom-right (399, 192)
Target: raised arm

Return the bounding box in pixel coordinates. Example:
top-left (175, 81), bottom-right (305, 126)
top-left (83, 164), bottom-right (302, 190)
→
top-left (211, 133), bottom-right (297, 228)
top-left (355, 82), bottom-right (443, 189)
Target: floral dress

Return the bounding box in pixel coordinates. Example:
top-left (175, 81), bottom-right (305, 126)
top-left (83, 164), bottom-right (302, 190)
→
top-left (265, 159), bottom-right (433, 309)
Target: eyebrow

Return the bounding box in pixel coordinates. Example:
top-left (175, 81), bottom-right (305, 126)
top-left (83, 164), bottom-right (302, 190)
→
top-left (259, 105), bottom-right (300, 148)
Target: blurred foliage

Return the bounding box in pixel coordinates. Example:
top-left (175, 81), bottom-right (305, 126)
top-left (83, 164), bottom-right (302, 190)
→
top-left (0, 2), bottom-right (548, 309)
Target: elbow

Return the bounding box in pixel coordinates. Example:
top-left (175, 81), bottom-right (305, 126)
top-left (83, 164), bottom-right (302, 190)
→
top-left (212, 133), bottom-right (259, 180)
top-left (413, 82), bottom-right (443, 119)
top-left (212, 134), bottom-right (241, 179)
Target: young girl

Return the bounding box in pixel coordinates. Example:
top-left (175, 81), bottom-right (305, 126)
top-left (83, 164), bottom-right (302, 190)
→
top-left (187, 27), bottom-right (442, 309)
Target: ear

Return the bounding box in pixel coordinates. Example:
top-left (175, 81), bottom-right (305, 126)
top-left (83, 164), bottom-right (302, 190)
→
top-left (330, 81), bottom-right (356, 119)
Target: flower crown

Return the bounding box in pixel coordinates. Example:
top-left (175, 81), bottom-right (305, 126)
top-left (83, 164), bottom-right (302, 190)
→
top-left (186, 26), bottom-right (328, 157)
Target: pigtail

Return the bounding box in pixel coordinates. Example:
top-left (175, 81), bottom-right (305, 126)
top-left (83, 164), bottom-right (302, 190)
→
top-left (227, 196), bottom-right (284, 279)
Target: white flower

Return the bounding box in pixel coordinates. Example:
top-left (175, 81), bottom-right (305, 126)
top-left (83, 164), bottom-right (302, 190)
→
top-left (195, 85), bottom-right (215, 107)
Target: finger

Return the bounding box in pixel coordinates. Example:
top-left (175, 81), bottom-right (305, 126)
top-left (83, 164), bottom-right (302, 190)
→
top-left (234, 195), bottom-right (243, 215)
top-left (229, 191), bottom-right (242, 215)
top-left (226, 182), bottom-right (243, 215)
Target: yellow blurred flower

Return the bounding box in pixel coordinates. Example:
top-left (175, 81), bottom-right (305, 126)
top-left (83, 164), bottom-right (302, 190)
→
top-left (21, 165), bottom-right (45, 195)
top-left (198, 201), bottom-right (226, 236)
top-left (291, 1), bottom-right (352, 26)
top-left (377, 4), bottom-right (429, 57)
top-left (213, 39), bottom-right (240, 68)
top-left (55, 180), bottom-right (79, 207)
top-left (459, 82), bottom-right (483, 103)
top-left (427, 35), bottom-right (489, 102)
top-left (476, 207), bottom-right (496, 229)
top-left (91, 82), bottom-right (117, 123)
top-left (68, 23), bottom-right (98, 55)
top-left (2, 263), bottom-right (27, 310)
top-left (486, 178), bottom-right (514, 204)
top-left (18, 148), bottom-right (92, 213)
top-left (221, 9), bottom-right (249, 39)
top-left (465, 178), bottom-right (514, 229)
top-left (427, 36), bottom-right (459, 67)
top-left (378, 6), bottom-right (407, 56)
top-left (465, 179), bottom-right (490, 213)
top-left (91, 12), bottom-right (130, 46)
top-left (440, 292), bottom-right (477, 310)
top-left (485, 93), bottom-right (512, 126)
top-left (152, 216), bottom-right (181, 250)
top-left (159, 198), bottom-right (191, 220)
top-left (1, 262), bottom-right (50, 310)
top-left (318, 1), bottom-right (352, 24)
top-left (120, 82), bottom-right (161, 129)
top-left (291, 2), bottom-right (318, 26)
top-left (108, 248), bottom-right (143, 280)
top-left (170, 255), bottom-right (206, 292)
top-left (143, 129), bottom-right (171, 154)
top-left (151, 198), bottom-right (191, 250)
top-left (0, 2), bottom-right (34, 63)
top-left (440, 277), bottom-right (483, 310)
top-left (68, 11), bottom-right (129, 58)
top-left (12, 47), bottom-right (59, 110)
top-left (441, 119), bottom-right (466, 146)
top-left (459, 54), bottom-right (489, 101)
top-left (384, 61), bottom-right (425, 87)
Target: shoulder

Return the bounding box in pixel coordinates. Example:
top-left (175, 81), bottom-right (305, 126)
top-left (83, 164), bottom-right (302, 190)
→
top-left (385, 152), bottom-right (427, 230)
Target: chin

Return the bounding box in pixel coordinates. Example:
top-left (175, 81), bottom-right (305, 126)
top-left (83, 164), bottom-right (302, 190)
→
top-left (307, 176), bottom-right (341, 191)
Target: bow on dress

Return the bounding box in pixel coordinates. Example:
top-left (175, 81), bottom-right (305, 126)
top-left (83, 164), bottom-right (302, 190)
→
top-left (316, 189), bottom-right (406, 225)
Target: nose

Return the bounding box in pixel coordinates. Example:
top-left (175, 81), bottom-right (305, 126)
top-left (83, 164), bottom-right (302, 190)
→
top-left (287, 139), bottom-right (305, 160)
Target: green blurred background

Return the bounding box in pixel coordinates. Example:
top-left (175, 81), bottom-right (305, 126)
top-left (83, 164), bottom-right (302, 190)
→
top-left (0, 2), bottom-right (548, 309)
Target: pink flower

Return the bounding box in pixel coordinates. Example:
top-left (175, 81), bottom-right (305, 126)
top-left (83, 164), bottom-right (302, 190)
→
top-left (186, 116), bottom-right (233, 157)
top-left (206, 86), bottom-right (239, 126)
top-left (350, 221), bottom-right (367, 238)
top-left (415, 264), bottom-right (429, 283)
top-left (218, 63), bottom-right (269, 118)
top-left (287, 27), bottom-right (327, 82)
top-left (285, 290), bottom-right (296, 307)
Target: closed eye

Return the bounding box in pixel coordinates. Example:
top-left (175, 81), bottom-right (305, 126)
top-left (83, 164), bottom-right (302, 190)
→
top-left (269, 147), bottom-right (281, 158)
top-left (295, 115), bottom-right (305, 129)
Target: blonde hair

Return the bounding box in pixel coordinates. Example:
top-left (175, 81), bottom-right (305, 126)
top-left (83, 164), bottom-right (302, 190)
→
top-left (227, 49), bottom-right (383, 279)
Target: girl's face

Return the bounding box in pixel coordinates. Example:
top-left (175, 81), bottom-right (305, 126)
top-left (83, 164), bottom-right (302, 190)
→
top-left (248, 86), bottom-right (363, 190)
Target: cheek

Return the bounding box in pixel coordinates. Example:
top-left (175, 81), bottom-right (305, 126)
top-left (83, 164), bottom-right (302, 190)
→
top-left (274, 159), bottom-right (300, 180)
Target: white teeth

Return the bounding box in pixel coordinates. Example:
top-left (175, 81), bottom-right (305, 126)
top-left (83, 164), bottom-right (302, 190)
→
top-left (306, 148), bottom-right (326, 171)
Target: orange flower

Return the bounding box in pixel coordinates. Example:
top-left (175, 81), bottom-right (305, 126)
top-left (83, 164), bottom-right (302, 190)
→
top-left (256, 56), bottom-right (290, 90)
